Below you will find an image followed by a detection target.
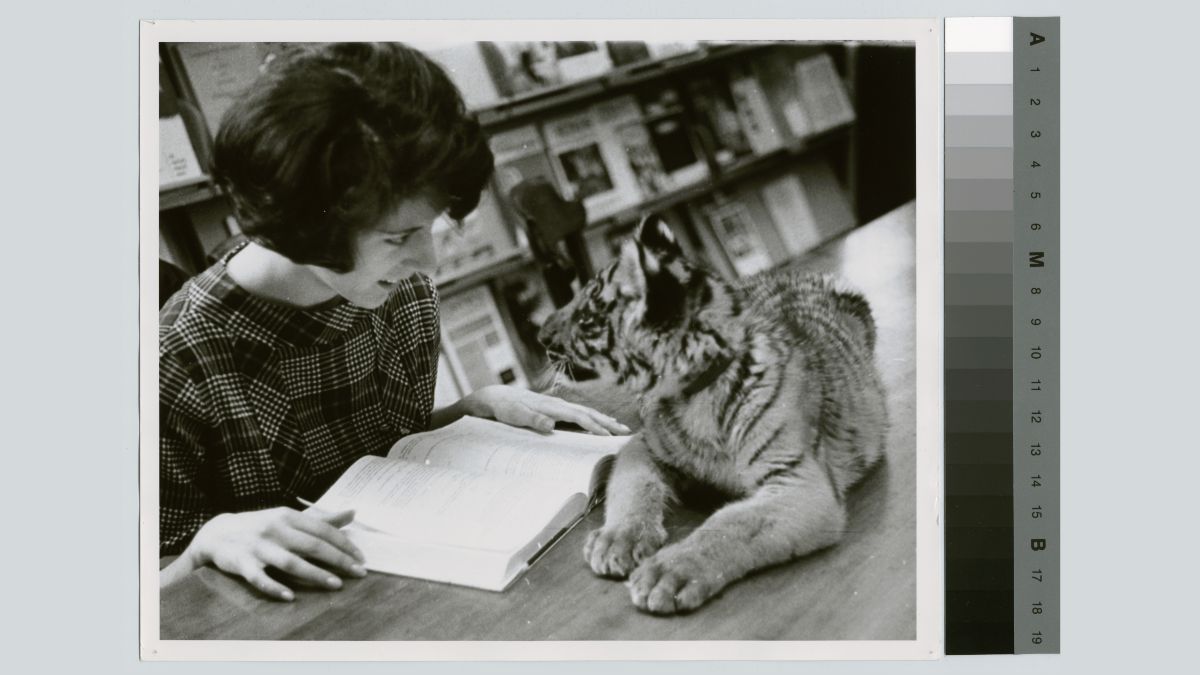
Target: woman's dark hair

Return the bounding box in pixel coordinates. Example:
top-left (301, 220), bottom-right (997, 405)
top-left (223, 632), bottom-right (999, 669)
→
top-left (212, 42), bottom-right (494, 272)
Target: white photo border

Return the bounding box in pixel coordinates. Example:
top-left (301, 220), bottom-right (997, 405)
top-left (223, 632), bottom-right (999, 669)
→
top-left (139, 17), bottom-right (944, 661)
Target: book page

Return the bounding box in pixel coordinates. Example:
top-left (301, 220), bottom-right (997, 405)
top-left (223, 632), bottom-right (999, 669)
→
top-left (386, 416), bottom-right (628, 496)
top-left (315, 455), bottom-right (571, 553)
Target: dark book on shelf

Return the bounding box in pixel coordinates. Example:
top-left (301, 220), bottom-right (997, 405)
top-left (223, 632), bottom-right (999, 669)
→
top-left (605, 41), bottom-right (652, 67)
top-left (636, 87), bottom-right (711, 189)
top-left (686, 75), bottom-right (755, 166)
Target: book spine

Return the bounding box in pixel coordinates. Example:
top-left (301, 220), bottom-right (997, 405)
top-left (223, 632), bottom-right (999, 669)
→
top-left (686, 77), bottom-right (755, 167)
top-left (759, 173), bottom-right (822, 257)
top-left (794, 53), bottom-right (857, 134)
top-left (159, 114), bottom-right (207, 191)
top-left (794, 158), bottom-right (857, 241)
top-left (749, 50), bottom-right (812, 141)
top-left (728, 65), bottom-right (786, 156)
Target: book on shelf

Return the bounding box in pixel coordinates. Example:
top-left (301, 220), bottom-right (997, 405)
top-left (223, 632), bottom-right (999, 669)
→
top-left (542, 101), bottom-right (641, 224)
top-left (172, 42), bottom-right (277, 133)
top-left (409, 41), bottom-right (506, 110)
top-left (159, 114), bottom-right (207, 192)
top-left (312, 415), bottom-right (630, 591)
top-left (790, 157), bottom-right (857, 242)
top-left (793, 52), bottom-right (856, 135)
top-left (439, 284), bottom-right (528, 391)
top-left (431, 186), bottom-right (521, 285)
top-left (159, 57), bottom-right (207, 191)
top-left (615, 116), bottom-right (674, 200)
top-left (645, 41), bottom-right (701, 60)
top-left (759, 173), bottom-right (824, 258)
top-left (746, 49), bottom-right (815, 141)
top-left (553, 42), bottom-right (613, 82)
top-left (686, 75), bottom-right (755, 166)
top-left (727, 62), bottom-right (788, 156)
top-left (692, 195), bottom-right (775, 278)
top-left (605, 41), bottom-right (652, 67)
top-left (636, 88), bottom-right (711, 189)
top-left (486, 42), bottom-right (565, 97)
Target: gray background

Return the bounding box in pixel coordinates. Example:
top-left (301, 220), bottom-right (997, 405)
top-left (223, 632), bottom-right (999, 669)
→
top-left (6, 0), bottom-right (1197, 672)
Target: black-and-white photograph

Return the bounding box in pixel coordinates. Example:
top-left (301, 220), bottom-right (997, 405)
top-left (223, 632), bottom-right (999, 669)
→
top-left (144, 20), bottom-right (940, 659)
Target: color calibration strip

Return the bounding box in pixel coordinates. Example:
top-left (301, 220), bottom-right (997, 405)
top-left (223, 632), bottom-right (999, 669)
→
top-left (944, 17), bottom-right (1060, 654)
top-left (1012, 16), bottom-right (1059, 654)
top-left (945, 17), bottom-right (1016, 655)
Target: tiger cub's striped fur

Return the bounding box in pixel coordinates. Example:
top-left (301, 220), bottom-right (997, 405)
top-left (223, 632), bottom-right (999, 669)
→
top-left (538, 215), bottom-right (888, 614)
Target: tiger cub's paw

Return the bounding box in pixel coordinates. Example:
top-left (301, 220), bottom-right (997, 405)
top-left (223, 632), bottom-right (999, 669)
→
top-left (627, 548), bottom-right (725, 615)
top-left (584, 523), bottom-right (667, 579)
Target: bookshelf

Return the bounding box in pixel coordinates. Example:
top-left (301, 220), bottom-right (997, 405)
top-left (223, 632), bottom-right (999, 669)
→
top-left (474, 43), bottom-right (770, 131)
top-left (157, 39), bottom-right (915, 395)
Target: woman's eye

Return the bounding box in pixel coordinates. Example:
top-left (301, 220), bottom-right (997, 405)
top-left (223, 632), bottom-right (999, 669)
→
top-left (385, 234), bottom-right (413, 246)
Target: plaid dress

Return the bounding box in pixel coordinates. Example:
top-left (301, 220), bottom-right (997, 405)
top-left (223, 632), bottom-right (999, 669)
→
top-left (158, 251), bottom-right (440, 556)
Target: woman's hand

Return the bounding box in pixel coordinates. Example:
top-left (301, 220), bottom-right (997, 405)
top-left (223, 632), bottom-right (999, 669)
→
top-left (462, 385), bottom-right (632, 436)
top-left (164, 506), bottom-right (367, 601)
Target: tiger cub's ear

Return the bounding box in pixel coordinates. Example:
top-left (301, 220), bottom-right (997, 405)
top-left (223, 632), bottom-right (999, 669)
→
top-left (635, 214), bottom-right (683, 272)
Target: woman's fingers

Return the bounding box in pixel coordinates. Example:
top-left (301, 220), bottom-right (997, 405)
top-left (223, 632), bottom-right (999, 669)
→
top-left (274, 523), bottom-right (364, 576)
top-left (257, 542), bottom-right (345, 590)
top-left (307, 506), bottom-right (357, 529)
top-left (290, 509), bottom-right (366, 565)
top-left (496, 400), bottom-right (555, 433)
top-left (534, 397), bottom-right (632, 436)
top-left (234, 556), bottom-right (295, 602)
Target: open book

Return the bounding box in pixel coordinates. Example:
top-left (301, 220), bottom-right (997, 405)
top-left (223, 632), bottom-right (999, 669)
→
top-left (313, 416), bottom-right (630, 591)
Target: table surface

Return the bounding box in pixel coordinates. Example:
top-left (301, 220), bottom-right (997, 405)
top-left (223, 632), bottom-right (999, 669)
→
top-left (160, 201), bottom-right (918, 641)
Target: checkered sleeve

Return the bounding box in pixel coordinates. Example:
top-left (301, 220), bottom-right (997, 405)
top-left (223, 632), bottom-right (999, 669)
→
top-left (159, 343), bottom-right (217, 557)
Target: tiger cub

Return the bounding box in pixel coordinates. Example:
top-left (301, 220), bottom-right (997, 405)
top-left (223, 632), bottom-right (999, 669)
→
top-left (538, 215), bottom-right (888, 614)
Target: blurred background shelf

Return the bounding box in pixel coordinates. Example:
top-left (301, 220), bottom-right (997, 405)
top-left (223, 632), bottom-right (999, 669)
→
top-left (476, 43), bottom-right (769, 130)
top-left (159, 179), bottom-right (219, 211)
top-left (156, 37), bottom-right (915, 393)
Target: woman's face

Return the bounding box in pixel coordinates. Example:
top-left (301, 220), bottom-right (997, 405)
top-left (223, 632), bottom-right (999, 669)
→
top-left (308, 195), bottom-right (443, 309)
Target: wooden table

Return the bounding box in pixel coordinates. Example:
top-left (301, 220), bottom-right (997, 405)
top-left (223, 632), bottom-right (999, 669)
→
top-left (160, 201), bottom-right (919, 641)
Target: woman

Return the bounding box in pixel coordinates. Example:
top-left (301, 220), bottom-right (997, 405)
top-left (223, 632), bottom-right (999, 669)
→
top-left (158, 42), bottom-right (626, 600)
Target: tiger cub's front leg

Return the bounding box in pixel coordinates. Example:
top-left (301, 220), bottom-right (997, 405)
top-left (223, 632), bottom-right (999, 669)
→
top-left (627, 451), bottom-right (845, 615)
top-left (584, 434), bottom-right (673, 578)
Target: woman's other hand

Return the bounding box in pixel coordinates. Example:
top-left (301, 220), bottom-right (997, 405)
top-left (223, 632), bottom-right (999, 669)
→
top-left (163, 506), bottom-right (366, 601)
top-left (463, 385), bottom-right (632, 436)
